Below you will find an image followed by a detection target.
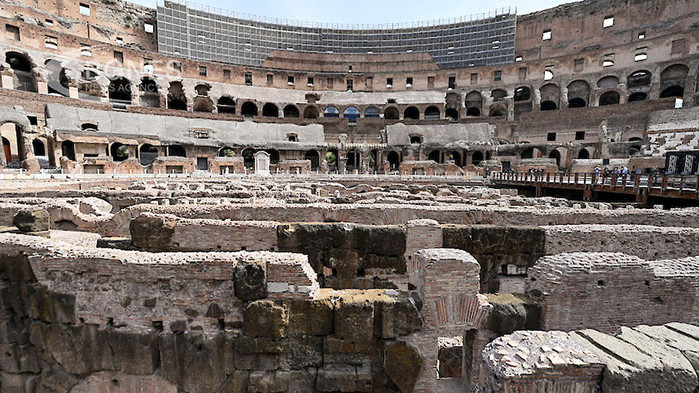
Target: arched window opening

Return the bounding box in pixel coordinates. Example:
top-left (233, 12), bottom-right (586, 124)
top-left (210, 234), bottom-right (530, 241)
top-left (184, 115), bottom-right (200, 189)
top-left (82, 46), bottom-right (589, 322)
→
top-left (445, 108), bottom-right (459, 121)
top-left (262, 103), bottom-right (279, 117)
top-left (217, 97), bottom-right (236, 114)
top-left (241, 102), bottom-right (259, 118)
top-left (567, 80), bottom-right (590, 108)
top-left (110, 143), bottom-right (129, 162)
top-left (627, 71), bottom-right (652, 89)
top-left (324, 106), bottom-right (340, 118)
top-left (304, 106), bottom-right (319, 119)
top-left (541, 101), bottom-right (557, 111)
top-left (167, 145), bottom-right (186, 157)
top-left (167, 82), bottom-right (187, 110)
top-left (384, 107), bottom-right (399, 120)
top-left (283, 105), bottom-right (299, 118)
top-left (108, 77), bottom-right (132, 105)
top-left (139, 144), bottom-right (159, 165)
top-left (404, 106), bottom-right (420, 120)
top-left (5, 52), bottom-right (36, 92)
top-left (195, 84), bottom-right (210, 96)
top-left (521, 147), bottom-right (534, 159)
top-left (364, 106), bottom-right (380, 118)
top-left (578, 149), bottom-right (590, 159)
top-left (428, 150), bottom-right (441, 163)
top-left (448, 151), bottom-right (462, 166)
top-left (139, 77), bottom-right (160, 108)
top-left (61, 140), bottom-right (76, 161)
top-left (387, 151), bottom-right (400, 170)
top-left (326, 149), bottom-right (338, 169)
top-left (568, 97), bottom-right (587, 108)
top-left (514, 87), bottom-right (531, 102)
top-left (424, 106), bottom-right (440, 120)
top-left (660, 86), bottom-right (684, 98)
top-left (344, 106), bottom-right (360, 123)
top-left (491, 89), bottom-right (507, 101)
top-left (218, 147), bottom-right (236, 158)
top-left (599, 91), bottom-right (620, 106)
top-left (549, 150), bottom-right (561, 167)
top-left (304, 150), bottom-right (320, 170)
top-left (242, 148), bottom-right (255, 169)
top-left (472, 151), bottom-right (484, 165)
top-left (265, 149), bottom-right (280, 165)
top-left (346, 150), bottom-right (360, 170)
top-left (660, 64), bottom-right (689, 98)
top-left (32, 139), bottom-right (45, 156)
top-left (465, 92), bottom-right (483, 117)
top-left (628, 92), bottom-right (648, 102)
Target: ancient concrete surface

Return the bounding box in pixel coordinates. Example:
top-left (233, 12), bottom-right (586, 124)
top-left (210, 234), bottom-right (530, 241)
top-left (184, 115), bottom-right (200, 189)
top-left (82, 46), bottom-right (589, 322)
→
top-left (481, 323), bottom-right (699, 393)
top-left (13, 209), bottom-right (50, 233)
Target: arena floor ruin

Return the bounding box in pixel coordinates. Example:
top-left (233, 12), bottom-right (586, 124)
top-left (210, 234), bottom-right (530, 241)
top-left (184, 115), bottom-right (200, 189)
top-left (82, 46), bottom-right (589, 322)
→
top-left (0, 175), bottom-right (697, 393)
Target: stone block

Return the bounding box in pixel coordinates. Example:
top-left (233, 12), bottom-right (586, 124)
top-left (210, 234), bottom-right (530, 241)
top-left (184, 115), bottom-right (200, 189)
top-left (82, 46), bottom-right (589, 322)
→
top-left (13, 209), bottom-right (50, 233)
top-left (484, 293), bottom-right (541, 335)
top-left (159, 333), bottom-right (235, 392)
top-left (385, 341), bottom-right (423, 393)
top-left (287, 369), bottom-right (316, 393)
top-left (129, 213), bottom-right (176, 251)
top-left (286, 299), bottom-right (334, 336)
top-left (334, 297), bottom-right (374, 340)
top-left (243, 301), bottom-right (288, 338)
top-left (235, 263), bottom-right (267, 301)
top-left (316, 365), bottom-right (357, 392)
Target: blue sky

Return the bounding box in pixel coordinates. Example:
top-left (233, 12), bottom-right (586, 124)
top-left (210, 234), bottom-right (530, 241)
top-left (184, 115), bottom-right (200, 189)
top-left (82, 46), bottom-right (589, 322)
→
top-left (131, 0), bottom-right (580, 24)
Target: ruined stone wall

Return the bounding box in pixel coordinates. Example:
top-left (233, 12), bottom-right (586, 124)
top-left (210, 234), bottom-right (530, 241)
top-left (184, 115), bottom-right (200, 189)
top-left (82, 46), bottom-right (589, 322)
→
top-left (526, 253), bottom-right (699, 333)
top-left (544, 224), bottom-right (699, 260)
top-left (0, 233), bottom-right (427, 393)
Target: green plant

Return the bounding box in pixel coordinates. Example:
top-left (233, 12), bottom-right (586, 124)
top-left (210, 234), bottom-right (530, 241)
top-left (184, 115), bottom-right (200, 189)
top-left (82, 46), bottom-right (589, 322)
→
top-left (325, 152), bottom-right (337, 166)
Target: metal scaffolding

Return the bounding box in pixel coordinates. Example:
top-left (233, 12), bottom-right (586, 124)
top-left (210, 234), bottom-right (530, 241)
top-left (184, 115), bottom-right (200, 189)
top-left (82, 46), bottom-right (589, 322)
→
top-left (156, 0), bottom-right (517, 69)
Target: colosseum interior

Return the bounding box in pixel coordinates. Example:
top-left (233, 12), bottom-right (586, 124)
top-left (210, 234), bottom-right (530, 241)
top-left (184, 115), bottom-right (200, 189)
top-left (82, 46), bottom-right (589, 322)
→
top-left (0, 0), bottom-right (698, 392)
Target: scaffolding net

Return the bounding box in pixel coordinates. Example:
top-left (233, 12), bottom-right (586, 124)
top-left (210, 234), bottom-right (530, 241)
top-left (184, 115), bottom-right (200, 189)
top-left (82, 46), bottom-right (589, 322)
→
top-left (156, 0), bottom-right (517, 69)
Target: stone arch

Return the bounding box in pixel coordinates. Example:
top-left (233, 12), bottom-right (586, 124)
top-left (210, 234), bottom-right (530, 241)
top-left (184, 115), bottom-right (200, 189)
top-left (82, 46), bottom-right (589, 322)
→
top-left (167, 81), bottom-right (187, 110)
top-left (218, 146), bottom-right (236, 157)
top-left (428, 150), bottom-right (441, 163)
top-left (549, 149), bottom-right (562, 167)
top-left (540, 83), bottom-right (560, 110)
top-left (44, 59), bottom-right (69, 97)
top-left (194, 83), bottom-right (210, 96)
top-left (364, 106), bottom-right (380, 118)
top-left (323, 106), bottom-right (340, 118)
top-left (491, 89), bottom-right (507, 101)
top-left (578, 148), bottom-right (590, 159)
top-left (108, 77), bottom-right (132, 105)
top-left (5, 51), bottom-right (36, 92)
top-left (139, 143), bottom-right (158, 165)
top-left (597, 75), bottom-right (619, 89)
top-left (387, 151), bottom-right (400, 170)
top-left (472, 151), bottom-right (484, 165)
top-left (139, 77), bottom-right (160, 108)
top-left (404, 106), bottom-right (420, 120)
top-left (424, 106), bottom-right (440, 120)
top-left (445, 108), bottom-right (459, 121)
top-left (384, 106), bottom-right (400, 120)
top-left (262, 103), bottom-right (279, 117)
top-left (660, 64), bottom-right (689, 98)
top-left (514, 86), bottom-right (533, 116)
top-left (304, 150), bottom-right (320, 170)
top-left (217, 96), bottom-right (236, 114)
top-left (599, 90), bottom-right (621, 106)
top-left (32, 138), bottom-right (45, 156)
top-left (465, 91), bottom-right (483, 116)
top-left (0, 108), bottom-right (34, 168)
top-left (283, 104), bottom-right (300, 118)
top-left (110, 142), bottom-right (130, 161)
top-left (627, 70), bottom-right (652, 89)
top-left (303, 106), bottom-right (319, 119)
top-left (241, 102), bottom-right (259, 118)
top-left (242, 148), bottom-right (256, 168)
top-left (61, 140), bottom-right (76, 161)
top-left (344, 106), bottom-right (360, 123)
top-left (567, 80), bottom-right (591, 108)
